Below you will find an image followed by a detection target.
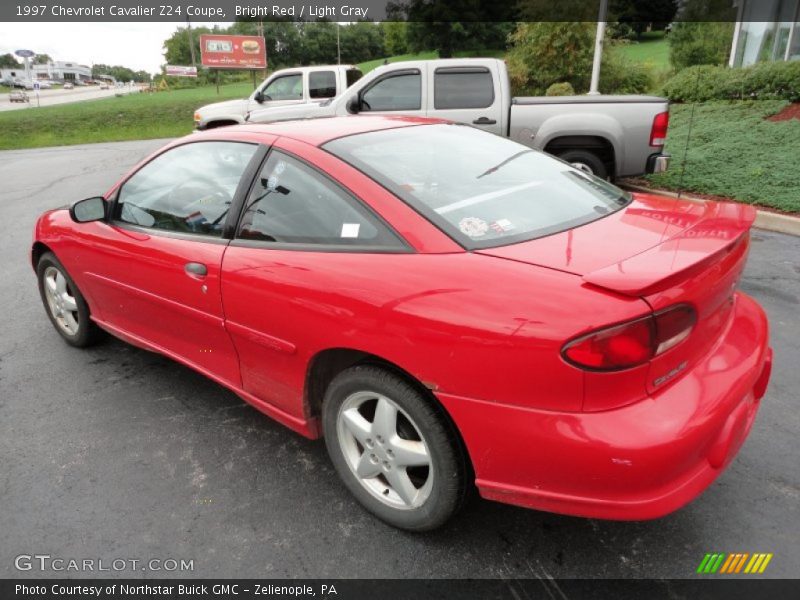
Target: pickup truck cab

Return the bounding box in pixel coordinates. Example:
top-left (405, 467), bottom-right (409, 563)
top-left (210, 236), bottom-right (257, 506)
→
top-left (194, 64), bottom-right (362, 130)
top-left (247, 58), bottom-right (670, 179)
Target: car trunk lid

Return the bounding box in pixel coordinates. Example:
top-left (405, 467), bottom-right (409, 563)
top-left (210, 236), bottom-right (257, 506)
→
top-left (477, 193), bottom-right (756, 397)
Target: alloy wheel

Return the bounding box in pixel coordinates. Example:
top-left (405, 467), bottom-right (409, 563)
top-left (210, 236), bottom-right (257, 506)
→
top-left (43, 265), bottom-right (80, 336)
top-left (337, 391), bottom-right (433, 510)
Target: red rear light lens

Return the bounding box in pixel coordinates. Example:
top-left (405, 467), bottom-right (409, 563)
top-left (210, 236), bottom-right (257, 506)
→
top-left (562, 304), bottom-right (695, 371)
top-left (654, 304), bottom-right (696, 354)
top-left (650, 111), bottom-right (669, 147)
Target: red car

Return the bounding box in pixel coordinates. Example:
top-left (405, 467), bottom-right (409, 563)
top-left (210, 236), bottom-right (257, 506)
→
top-left (32, 116), bottom-right (772, 530)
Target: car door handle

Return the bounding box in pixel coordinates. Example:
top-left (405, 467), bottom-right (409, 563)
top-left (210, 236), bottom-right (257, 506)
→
top-left (184, 262), bottom-right (207, 277)
top-left (472, 117), bottom-right (497, 125)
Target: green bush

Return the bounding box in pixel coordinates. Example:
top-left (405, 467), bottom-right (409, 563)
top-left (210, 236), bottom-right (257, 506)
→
top-left (668, 22), bottom-right (734, 70)
top-left (507, 22), bottom-right (651, 96)
top-left (662, 61), bottom-right (800, 102)
top-left (545, 82), bottom-right (575, 96)
top-left (600, 58), bottom-right (652, 94)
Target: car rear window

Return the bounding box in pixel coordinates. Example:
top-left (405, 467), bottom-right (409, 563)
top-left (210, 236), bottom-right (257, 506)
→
top-left (323, 124), bottom-right (630, 249)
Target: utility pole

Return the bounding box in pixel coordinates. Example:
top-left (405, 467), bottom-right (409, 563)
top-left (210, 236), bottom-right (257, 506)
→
top-left (337, 23), bottom-right (341, 65)
top-left (186, 17), bottom-right (197, 67)
top-left (589, 0), bottom-right (608, 95)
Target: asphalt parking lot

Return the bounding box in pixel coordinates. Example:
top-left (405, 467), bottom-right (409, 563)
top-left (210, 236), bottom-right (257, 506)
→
top-left (0, 140), bottom-right (798, 579)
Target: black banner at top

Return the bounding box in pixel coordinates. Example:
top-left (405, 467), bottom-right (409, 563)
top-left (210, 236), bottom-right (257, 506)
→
top-left (0, 0), bottom-right (789, 23)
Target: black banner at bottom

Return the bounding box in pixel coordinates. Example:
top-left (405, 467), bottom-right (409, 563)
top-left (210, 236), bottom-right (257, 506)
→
top-left (3, 579), bottom-right (800, 600)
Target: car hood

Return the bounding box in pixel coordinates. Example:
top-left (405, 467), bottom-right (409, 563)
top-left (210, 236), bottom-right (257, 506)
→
top-left (197, 98), bottom-right (249, 115)
top-left (476, 192), bottom-right (756, 295)
top-left (247, 101), bottom-right (335, 123)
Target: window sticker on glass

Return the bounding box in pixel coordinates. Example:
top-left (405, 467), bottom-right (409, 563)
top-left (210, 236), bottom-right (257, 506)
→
top-left (490, 219), bottom-right (515, 233)
top-left (458, 216), bottom-right (489, 238)
top-left (341, 223), bottom-right (361, 238)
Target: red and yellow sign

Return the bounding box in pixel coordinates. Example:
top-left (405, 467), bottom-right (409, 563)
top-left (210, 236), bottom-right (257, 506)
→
top-left (199, 34), bottom-right (266, 70)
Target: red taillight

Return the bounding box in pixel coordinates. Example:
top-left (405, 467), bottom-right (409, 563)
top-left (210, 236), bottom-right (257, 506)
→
top-left (650, 111), bottom-right (669, 147)
top-left (562, 304), bottom-right (696, 371)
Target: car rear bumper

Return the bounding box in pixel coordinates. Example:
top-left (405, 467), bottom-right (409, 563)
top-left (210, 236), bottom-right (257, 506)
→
top-left (437, 292), bottom-right (771, 520)
top-left (646, 152), bottom-right (671, 174)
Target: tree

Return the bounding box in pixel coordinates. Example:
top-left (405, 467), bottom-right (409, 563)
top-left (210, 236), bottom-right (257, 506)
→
top-left (609, 0), bottom-right (678, 38)
top-left (33, 53), bottom-right (52, 64)
top-left (0, 53), bottom-right (21, 68)
top-left (339, 22), bottom-right (385, 64)
top-left (382, 21), bottom-right (408, 55)
top-left (666, 0), bottom-right (737, 69)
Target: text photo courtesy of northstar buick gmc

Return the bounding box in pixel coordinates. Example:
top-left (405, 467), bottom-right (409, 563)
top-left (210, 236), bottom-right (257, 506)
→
top-left (32, 116), bottom-right (771, 531)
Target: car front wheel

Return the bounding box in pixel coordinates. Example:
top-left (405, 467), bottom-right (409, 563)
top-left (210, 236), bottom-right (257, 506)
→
top-left (322, 365), bottom-right (467, 531)
top-left (37, 252), bottom-right (102, 348)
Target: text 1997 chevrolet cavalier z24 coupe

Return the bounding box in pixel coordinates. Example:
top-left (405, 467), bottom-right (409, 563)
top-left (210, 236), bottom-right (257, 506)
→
top-left (32, 116), bottom-right (772, 530)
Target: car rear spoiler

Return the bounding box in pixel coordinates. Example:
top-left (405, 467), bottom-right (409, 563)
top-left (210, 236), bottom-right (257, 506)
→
top-left (583, 202), bottom-right (756, 297)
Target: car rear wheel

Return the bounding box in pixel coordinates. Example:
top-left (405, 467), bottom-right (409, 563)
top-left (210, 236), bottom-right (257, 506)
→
top-left (37, 252), bottom-right (102, 348)
top-left (322, 365), bottom-right (467, 531)
top-left (557, 149), bottom-right (608, 179)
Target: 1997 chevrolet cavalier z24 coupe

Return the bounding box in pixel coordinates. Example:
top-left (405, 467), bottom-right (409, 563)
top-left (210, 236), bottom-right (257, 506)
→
top-left (33, 116), bottom-right (772, 530)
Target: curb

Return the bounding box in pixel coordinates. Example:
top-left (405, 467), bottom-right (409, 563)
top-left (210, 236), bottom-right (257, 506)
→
top-left (620, 183), bottom-right (800, 237)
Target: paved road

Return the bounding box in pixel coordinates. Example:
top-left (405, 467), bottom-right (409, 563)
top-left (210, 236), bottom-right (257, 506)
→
top-left (0, 140), bottom-right (798, 579)
top-left (0, 86), bottom-right (137, 112)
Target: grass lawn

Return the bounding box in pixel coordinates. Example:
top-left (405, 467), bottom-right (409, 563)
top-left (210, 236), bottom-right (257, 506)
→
top-left (358, 49), bottom-right (505, 74)
top-left (0, 83), bottom-right (252, 150)
top-left (642, 100), bottom-right (800, 213)
top-left (614, 32), bottom-right (670, 69)
top-left (613, 31), bottom-right (671, 92)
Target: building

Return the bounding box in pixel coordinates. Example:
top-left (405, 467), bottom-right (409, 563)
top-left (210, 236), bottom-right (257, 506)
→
top-left (31, 61), bottom-right (92, 82)
top-left (730, 0), bottom-right (800, 66)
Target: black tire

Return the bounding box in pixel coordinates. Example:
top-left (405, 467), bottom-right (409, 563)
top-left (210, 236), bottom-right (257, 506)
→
top-left (322, 365), bottom-right (467, 531)
top-left (556, 149), bottom-right (608, 179)
top-left (37, 251), bottom-right (103, 348)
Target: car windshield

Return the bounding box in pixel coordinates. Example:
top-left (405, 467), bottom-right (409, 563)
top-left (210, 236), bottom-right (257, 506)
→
top-left (324, 123), bottom-right (631, 249)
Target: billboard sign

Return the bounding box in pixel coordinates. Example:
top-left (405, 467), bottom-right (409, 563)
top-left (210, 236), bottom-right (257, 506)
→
top-left (199, 34), bottom-right (266, 70)
top-left (165, 65), bottom-right (198, 77)
top-left (15, 49), bottom-right (35, 58)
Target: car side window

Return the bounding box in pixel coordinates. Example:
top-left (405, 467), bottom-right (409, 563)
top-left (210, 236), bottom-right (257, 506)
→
top-left (361, 71), bottom-right (421, 111)
top-left (115, 142), bottom-right (258, 237)
top-left (263, 73), bottom-right (303, 100)
top-left (434, 67), bottom-right (494, 109)
top-left (309, 71), bottom-right (337, 99)
top-left (236, 151), bottom-right (404, 248)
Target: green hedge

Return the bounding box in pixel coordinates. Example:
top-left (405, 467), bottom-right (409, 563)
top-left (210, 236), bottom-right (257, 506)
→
top-left (662, 61), bottom-right (800, 102)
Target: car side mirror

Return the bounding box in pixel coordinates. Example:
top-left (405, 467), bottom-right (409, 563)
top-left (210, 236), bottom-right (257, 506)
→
top-left (254, 90), bottom-right (266, 103)
top-left (69, 196), bottom-right (106, 223)
top-left (346, 96), bottom-right (361, 114)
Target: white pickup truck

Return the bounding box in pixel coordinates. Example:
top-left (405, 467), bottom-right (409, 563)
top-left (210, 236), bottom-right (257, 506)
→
top-left (193, 64), bottom-right (362, 130)
top-left (247, 58), bottom-right (671, 179)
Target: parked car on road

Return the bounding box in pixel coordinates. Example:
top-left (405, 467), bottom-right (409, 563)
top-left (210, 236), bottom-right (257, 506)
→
top-left (248, 58), bottom-right (671, 179)
top-left (32, 117), bottom-right (771, 531)
top-left (63, 82), bottom-right (74, 90)
top-left (9, 91), bottom-right (29, 103)
top-left (193, 64), bottom-right (362, 130)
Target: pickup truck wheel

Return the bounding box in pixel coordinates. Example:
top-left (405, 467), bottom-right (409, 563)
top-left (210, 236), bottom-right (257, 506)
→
top-left (557, 150), bottom-right (608, 179)
top-left (322, 365), bottom-right (467, 531)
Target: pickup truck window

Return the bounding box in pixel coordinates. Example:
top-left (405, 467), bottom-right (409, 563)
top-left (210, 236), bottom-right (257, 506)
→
top-left (325, 124), bottom-right (631, 250)
top-left (309, 71), bottom-right (337, 99)
top-left (434, 67), bottom-right (494, 110)
top-left (263, 73), bottom-right (303, 101)
top-left (346, 68), bottom-right (363, 87)
top-left (361, 71), bottom-right (421, 112)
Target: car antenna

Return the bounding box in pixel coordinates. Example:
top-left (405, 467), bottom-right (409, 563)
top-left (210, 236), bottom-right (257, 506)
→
top-left (676, 68), bottom-right (701, 200)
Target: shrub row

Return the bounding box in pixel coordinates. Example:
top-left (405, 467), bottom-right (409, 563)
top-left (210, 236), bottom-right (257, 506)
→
top-left (662, 61), bottom-right (800, 103)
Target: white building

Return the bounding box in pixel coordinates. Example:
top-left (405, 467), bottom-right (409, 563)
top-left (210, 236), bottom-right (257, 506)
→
top-left (31, 61), bottom-right (92, 82)
top-left (730, 0), bottom-right (800, 66)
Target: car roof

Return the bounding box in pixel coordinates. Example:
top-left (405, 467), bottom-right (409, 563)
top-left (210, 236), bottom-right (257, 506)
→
top-left (196, 115), bottom-right (447, 147)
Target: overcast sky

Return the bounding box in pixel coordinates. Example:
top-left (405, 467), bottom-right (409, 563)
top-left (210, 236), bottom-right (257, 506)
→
top-left (0, 22), bottom-right (233, 74)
